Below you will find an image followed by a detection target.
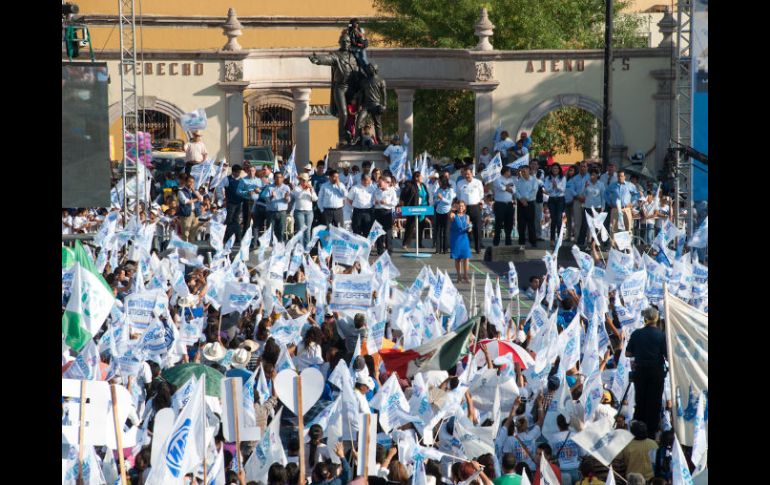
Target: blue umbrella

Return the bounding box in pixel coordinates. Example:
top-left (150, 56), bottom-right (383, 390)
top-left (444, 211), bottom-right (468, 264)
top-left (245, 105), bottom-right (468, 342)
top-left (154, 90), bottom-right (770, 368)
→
top-left (225, 367), bottom-right (251, 381)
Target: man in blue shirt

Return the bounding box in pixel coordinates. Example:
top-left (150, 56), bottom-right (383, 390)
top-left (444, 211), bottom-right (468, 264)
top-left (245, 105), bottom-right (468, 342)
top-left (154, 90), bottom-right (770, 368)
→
top-left (604, 169), bottom-right (639, 234)
top-left (237, 162), bottom-right (261, 241)
top-left (266, 172), bottom-right (292, 242)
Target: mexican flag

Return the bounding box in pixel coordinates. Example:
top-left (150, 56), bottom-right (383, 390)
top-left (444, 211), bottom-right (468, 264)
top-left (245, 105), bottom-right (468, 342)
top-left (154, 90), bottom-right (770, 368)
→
top-left (62, 261), bottom-right (115, 351)
top-left (379, 316), bottom-right (479, 378)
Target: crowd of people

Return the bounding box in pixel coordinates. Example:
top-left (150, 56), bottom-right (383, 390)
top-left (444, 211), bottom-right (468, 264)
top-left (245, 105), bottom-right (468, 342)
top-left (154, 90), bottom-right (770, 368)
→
top-left (62, 129), bottom-right (707, 485)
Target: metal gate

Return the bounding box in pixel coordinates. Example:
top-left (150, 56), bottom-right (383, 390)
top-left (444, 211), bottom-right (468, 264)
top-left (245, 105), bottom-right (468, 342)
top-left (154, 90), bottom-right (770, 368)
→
top-left (126, 109), bottom-right (175, 140)
top-left (246, 104), bottom-right (293, 160)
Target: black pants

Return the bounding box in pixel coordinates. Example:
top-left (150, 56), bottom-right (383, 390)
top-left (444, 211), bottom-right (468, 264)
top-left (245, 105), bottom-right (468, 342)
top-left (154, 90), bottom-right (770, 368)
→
top-left (352, 208), bottom-right (374, 237)
top-left (253, 204), bottom-right (269, 242)
top-left (578, 207), bottom-right (601, 246)
top-left (241, 200), bottom-right (254, 236)
top-left (565, 201), bottom-right (574, 240)
top-left (374, 209), bottom-right (393, 254)
top-left (402, 216), bottom-right (420, 248)
top-left (323, 207), bottom-right (344, 227)
top-left (435, 212), bottom-right (450, 253)
top-left (493, 201), bottom-right (514, 246)
top-left (548, 196), bottom-right (565, 241)
top-left (517, 201), bottom-right (537, 246)
top-left (467, 204), bottom-right (483, 252)
top-left (632, 365), bottom-right (666, 439)
top-left (223, 202), bottom-right (242, 243)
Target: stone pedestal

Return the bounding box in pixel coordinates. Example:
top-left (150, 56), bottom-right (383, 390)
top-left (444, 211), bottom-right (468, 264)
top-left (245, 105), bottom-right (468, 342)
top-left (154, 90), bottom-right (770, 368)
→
top-left (396, 89), bottom-right (415, 162)
top-left (327, 147), bottom-right (388, 170)
top-left (292, 88), bottom-right (312, 166)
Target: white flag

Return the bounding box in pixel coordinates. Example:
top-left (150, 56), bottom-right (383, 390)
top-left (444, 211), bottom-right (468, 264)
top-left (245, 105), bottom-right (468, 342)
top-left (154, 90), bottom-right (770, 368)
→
top-left (484, 275), bottom-right (506, 336)
top-left (507, 262), bottom-right (520, 297)
top-left (63, 339), bottom-right (102, 381)
top-left (672, 434), bottom-right (695, 485)
top-left (691, 392), bottom-right (708, 474)
top-left (688, 216), bottom-right (708, 248)
top-left (145, 375), bottom-right (206, 484)
top-left (481, 152), bottom-right (503, 184)
top-left (62, 445), bottom-right (107, 485)
top-left (245, 408), bottom-right (287, 482)
top-left (369, 374), bottom-right (411, 433)
top-left (367, 220), bottom-right (387, 246)
top-left (207, 446), bottom-right (226, 485)
top-left (539, 451), bottom-right (560, 485)
top-left (507, 152), bottom-right (530, 170)
top-left (665, 288), bottom-right (708, 446)
top-left (605, 466), bottom-right (617, 485)
top-left (557, 314), bottom-right (582, 373)
top-left (571, 417), bottom-right (634, 467)
top-left (239, 224), bottom-right (254, 262)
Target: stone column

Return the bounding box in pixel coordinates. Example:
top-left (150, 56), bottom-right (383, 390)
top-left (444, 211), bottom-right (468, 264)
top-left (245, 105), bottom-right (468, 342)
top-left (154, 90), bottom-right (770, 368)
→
top-left (292, 88), bottom-right (312, 166)
top-left (650, 69), bottom-right (675, 174)
top-left (219, 81), bottom-right (248, 164)
top-left (396, 89), bottom-right (415, 162)
top-left (473, 88), bottom-right (495, 161)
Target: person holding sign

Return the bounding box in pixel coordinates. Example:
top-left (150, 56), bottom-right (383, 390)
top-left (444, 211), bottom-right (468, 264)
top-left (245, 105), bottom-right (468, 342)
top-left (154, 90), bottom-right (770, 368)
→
top-left (183, 131), bottom-right (208, 175)
top-left (449, 200), bottom-right (472, 283)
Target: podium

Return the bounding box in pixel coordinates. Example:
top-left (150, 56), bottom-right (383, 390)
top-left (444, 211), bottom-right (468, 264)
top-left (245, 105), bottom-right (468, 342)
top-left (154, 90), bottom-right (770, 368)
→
top-left (401, 206), bottom-right (434, 259)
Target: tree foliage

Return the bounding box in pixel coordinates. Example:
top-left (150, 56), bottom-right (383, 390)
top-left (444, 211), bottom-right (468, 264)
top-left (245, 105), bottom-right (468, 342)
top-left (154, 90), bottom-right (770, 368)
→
top-left (369, 0), bottom-right (647, 158)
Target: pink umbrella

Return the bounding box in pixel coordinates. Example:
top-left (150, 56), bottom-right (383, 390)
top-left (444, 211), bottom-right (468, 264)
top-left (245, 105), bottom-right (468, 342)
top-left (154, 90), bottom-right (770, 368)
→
top-left (470, 339), bottom-right (535, 369)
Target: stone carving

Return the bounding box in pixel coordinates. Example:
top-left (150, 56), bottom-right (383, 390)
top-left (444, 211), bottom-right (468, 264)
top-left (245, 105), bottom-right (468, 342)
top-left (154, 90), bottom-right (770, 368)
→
top-left (223, 61), bottom-right (243, 82)
top-left (475, 62), bottom-right (494, 82)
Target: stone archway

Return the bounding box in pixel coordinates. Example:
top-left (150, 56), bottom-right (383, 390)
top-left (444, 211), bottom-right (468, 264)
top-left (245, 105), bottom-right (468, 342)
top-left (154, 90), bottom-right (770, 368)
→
top-left (515, 94), bottom-right (627, 161)
top-left (108, 97), bottom-right (189, 139)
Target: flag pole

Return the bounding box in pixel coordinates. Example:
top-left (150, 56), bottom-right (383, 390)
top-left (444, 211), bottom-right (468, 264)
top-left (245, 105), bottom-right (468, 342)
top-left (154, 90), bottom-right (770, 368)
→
top-left (231, 379), bottom-right (246, 485)
top-left (663, 284), bottom-right (679, 444)
top-left (363, 413), bottom-right (371, 484)
top-left (78, 380), bottom-right (87, 484)
top-left (201, 374), bottom-right (208, 485)
top-left (110, 384), bottom-right (129, 485)
top-left (297, 371), bottom-right (306, 485)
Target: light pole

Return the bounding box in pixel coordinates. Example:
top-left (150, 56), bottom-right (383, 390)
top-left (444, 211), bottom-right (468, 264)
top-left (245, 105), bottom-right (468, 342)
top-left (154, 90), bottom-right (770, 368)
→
top-left (601, 0), bottom-right (614, 170)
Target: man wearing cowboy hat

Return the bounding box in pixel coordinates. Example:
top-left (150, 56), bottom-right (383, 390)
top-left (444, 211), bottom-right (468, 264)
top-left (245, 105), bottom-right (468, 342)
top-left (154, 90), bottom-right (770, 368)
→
top-left (202, 341), bottom-right (226, 363)
top-left (183, 130), bottom-right (208, 175)
top-left (230, 348), bottom-right (252, 369)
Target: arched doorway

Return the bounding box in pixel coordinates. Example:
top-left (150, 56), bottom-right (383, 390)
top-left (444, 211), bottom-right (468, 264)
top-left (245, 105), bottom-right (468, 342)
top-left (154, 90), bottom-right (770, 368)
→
top-left (516, 94), bottom-right (626, 162)
top-left (530, 106), bottom-right (601, 164)
top-left (246, 104), bottom-right (294, 160)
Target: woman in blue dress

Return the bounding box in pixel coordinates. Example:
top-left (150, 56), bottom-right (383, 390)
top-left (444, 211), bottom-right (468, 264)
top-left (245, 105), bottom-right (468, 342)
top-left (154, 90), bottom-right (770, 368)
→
top-left (450, 200), bottom-right (472, 283)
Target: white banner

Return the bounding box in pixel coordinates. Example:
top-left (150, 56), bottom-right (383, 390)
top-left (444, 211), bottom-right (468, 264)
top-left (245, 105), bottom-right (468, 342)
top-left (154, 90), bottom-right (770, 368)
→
top-left (665, 288), bottom-right (708, 447)
top-left (329, 226), bottom-right (371, 266)
top-left (330, 273), bottom-right (374, 311)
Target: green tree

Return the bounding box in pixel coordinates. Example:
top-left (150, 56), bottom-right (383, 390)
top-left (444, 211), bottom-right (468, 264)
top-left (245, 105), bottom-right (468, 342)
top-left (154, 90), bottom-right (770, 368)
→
top-left (369, 0), bottom-right (647, 158)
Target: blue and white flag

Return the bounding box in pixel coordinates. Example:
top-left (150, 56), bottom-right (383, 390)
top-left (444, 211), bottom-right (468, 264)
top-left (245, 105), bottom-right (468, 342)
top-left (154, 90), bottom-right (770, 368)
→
top-left (672, 434), bottom-right (695, 485)
top-left (62, 444), bottom-right (106, 485)
top-left (242, 367), bottom-right (258, 428)
top-left (275, 340), bottom-right (296, 372)
top-left (145, 375), bottom-right (206, 484)
top-left (255, 365), bottom-right (271, 405)
top-left (207, 447), bottom-right (226, 485)
top-left (172, 376), bottom-right (199, 415)
top-left (180, 108), bottom-right (207, 132)
top-left (507, 262), bottom-right (520, 297)
top-left (688, 216), bottom-right (708, 248)
top-left (390, 150), bottom-right (408, 182)
top-left (220, 281), bottom-right (259, 315)
top-left (63, 339), bottom-right (101, 380)
top-left (244, 408), bottom-right (286, 482)
top-left (285, 145), bottom-right (299, 186)
top-left (484, 275), bottom-right (506, 336)
top-left (691, 392), bottom-right (708, 474)
top-left (507, 152), bottom-right (530, 170)
top-left (480, 152), bottom-right (502, 184)
top-left (367, 220), bottom-right (387, 246)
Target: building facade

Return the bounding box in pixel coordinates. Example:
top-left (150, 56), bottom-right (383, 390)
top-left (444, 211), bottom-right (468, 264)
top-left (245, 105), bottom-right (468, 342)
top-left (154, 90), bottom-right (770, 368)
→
top-left (73, 0), bottom-right (677, 173)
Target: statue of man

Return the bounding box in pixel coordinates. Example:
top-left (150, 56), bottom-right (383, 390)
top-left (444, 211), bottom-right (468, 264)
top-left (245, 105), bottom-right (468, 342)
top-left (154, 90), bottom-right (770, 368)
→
top-left (355, 63), bottom-right (387, 145)
top-left (309, 32), bottom-right (358, 144)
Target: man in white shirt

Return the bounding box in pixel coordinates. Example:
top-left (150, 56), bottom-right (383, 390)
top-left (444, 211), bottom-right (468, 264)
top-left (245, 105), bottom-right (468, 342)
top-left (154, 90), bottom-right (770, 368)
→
top-left (515, 165), bottom-right (539, 248)
top-left (347, 173), bottom-right (376, 237)
top-left (494, 131), bottom-right (516, 163)
top-left (266, 172), bottom-right (292, 242)
top-left (373, 177), bottom-right (398, 255)
top-left (455, 167), bottom-right (485, 253)
top-left (183, 131), bottom-right (208, 175)
top-left (317, 169), bottom-right (348, 227)
top-left (492, 166), bottom-right (516, 247)
top-left (478, 146), bottom-right (492, 167)
top-left (382, 135), bottom-right (405, 164)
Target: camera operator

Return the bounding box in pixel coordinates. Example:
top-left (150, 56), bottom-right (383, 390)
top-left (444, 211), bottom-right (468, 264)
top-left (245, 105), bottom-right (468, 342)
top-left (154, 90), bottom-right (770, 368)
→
top-left (625, 307), bottom-right (668, 439)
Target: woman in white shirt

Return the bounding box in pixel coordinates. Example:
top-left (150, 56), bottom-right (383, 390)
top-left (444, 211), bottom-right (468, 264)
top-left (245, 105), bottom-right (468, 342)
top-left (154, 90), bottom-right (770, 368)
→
top-left (543, 163), bottom-right (567, 247)
top-left (294, 325), bottom-right (324, 371)
top-left (292, 173), bottom-right (318, 247)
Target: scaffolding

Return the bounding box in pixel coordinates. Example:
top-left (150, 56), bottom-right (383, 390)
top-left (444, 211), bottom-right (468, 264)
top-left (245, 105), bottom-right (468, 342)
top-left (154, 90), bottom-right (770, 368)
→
top-left (673, 0), bottom-right (693, 235)
top-left (118, 0), bottom-right (141, 218)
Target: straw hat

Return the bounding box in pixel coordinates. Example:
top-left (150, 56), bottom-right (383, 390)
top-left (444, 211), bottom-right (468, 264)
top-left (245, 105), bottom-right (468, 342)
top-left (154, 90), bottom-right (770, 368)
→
top-left (202, 342), bottom-right (226, 362)
top-left (231, 348), bottom-right (252, 368)
top-left (240, 340), bottom-right (260, 353)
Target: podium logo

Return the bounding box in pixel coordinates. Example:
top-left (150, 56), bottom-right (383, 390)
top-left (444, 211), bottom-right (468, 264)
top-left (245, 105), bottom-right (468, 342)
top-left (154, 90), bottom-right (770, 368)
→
top-left (166, 418), bottom-right (192, 477)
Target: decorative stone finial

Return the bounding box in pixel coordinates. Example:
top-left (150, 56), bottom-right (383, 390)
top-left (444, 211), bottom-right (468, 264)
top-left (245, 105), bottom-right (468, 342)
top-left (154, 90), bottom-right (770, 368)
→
top-left (222, 8), bottom-right (243, 51)
top-left (657, 7), bottom-right (676, 49)
top-left (474, 8), bottom-right (495, 51)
